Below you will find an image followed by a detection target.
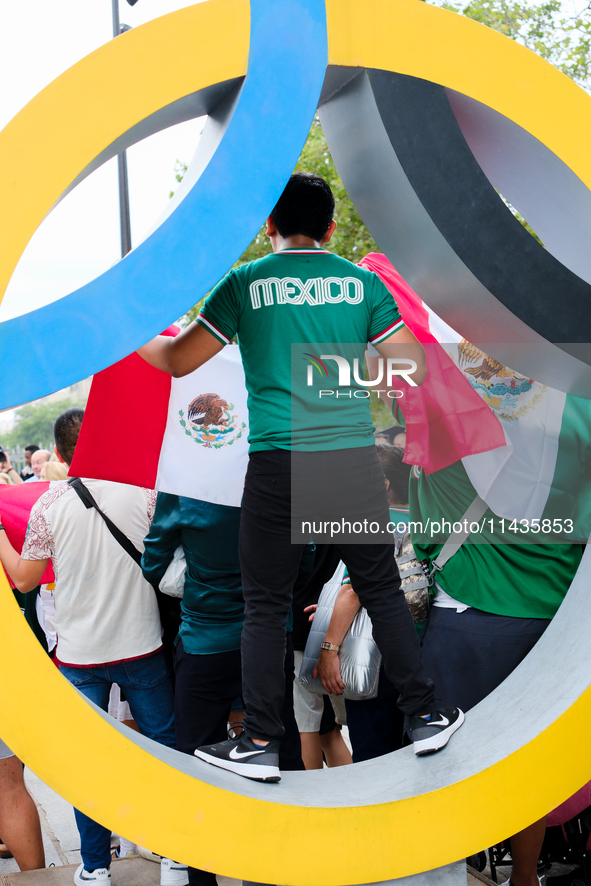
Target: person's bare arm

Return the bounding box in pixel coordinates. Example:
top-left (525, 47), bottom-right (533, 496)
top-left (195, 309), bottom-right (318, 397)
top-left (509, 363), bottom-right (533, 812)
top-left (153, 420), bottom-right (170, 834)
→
top-left (0, 530), bottom-right (48, 593)
top-left (137, 322), bottom-right (224, 378)
top-left (374, 324), bottom-right (427, 387)
top-left (0, 454), bottom-right (23, 485)
top-left (313, 583), bottom-right (361, 696)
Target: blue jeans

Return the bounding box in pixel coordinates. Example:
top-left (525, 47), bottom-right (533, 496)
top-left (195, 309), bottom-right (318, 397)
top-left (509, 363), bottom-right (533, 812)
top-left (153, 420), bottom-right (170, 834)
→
top-left (60, 648), bottom-right (175, 871)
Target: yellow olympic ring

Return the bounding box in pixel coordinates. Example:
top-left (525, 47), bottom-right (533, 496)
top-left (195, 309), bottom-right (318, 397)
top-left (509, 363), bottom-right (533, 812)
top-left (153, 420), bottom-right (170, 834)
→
top-left (2, 1), bottom-right (591, 883)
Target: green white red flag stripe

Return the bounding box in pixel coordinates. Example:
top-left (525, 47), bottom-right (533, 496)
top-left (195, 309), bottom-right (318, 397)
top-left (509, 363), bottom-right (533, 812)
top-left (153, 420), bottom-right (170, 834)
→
top-left (362, 253), bottom-right (588, 541)
top-left (197, 314), bottom-right (231, 346)
top-left (369, 317), bottom-right (406, 345)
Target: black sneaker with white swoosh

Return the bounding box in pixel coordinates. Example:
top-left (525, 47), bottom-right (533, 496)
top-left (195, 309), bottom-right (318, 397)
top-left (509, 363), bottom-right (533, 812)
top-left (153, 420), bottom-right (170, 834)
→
top-left (194, 735), bottom-right (281, 782)
top-left (408, 706), bottom-right (465, 756)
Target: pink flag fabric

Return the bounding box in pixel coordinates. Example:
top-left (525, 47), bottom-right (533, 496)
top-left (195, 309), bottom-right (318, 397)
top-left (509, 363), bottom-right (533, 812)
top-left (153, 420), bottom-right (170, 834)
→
top-left (358, 253), bottom-right (506, 473)
top-left (0, 481), bottom-right (54, 586)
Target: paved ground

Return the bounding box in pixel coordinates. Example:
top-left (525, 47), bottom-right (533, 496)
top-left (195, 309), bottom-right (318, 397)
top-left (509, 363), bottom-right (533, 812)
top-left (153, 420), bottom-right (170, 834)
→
top-left (0, 856), bottom-right (159, 885)
top-left (0, 770), bottom-right (498, 886)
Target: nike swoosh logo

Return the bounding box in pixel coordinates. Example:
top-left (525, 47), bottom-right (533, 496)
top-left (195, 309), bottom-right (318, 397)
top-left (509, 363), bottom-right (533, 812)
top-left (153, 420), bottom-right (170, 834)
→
top-left (229, 747), bottom-right (266, 760)
top-left (431, 715), bottom-right (449, 727)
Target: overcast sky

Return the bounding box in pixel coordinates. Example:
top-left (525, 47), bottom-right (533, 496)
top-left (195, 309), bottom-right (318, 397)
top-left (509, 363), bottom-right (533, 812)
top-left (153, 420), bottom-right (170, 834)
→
top-left (0, 0), bottom-right (206, 323)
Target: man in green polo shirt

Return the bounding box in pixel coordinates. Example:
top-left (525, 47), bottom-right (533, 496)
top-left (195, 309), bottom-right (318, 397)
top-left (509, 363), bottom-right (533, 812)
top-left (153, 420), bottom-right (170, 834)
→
top-left (411, 458), bottom-right (582, 886)
top-left (138, 173), bottom-right (464, 781)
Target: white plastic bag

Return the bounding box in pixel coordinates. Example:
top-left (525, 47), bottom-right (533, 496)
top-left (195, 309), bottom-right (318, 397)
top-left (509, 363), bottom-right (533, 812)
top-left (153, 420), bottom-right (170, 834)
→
top-left (159, 546), bottom-right (187, 598)
top-left (297, 562), bottom-right (382, 701)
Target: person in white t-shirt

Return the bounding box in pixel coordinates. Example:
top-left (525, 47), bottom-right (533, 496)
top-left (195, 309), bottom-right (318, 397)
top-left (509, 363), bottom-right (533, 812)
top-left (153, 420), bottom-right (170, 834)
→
top-left (0, 408), bottom-right (186, 886)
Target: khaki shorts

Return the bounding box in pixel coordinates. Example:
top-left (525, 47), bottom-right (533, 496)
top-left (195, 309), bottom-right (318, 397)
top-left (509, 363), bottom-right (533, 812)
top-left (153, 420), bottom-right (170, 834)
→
top-left (0, 736), bottom-right (14, 760)
top-left (293, 649), bottom-right (347, 732)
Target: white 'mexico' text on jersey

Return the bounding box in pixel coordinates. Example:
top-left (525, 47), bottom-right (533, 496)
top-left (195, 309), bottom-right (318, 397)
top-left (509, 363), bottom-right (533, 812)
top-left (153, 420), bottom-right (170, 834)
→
top-left (249, 277), bottom-right (364, 309)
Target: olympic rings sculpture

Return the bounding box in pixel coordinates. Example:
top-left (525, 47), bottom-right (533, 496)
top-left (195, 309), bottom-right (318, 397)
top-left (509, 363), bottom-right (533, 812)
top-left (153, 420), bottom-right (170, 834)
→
top-left (2, 1), bottom-right (591, 882)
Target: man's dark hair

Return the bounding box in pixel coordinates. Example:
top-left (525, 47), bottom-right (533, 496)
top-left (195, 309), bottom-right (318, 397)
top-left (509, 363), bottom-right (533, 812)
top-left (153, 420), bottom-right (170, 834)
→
top-left (270, 173), bottom-right (335, 242)
top-left (376, 443), bottom-right (411, 506)
top-left (54, 407), bottom-right (85, 466)
top-left (24, 444), bottom-right (40, 454)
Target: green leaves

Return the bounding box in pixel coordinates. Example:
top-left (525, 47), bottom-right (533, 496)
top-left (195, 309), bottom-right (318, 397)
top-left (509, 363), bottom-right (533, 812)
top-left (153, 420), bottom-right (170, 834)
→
top-left (435, 0), bottom-right (591, 88)
top-left (1, 399), bottom-right (81, 451)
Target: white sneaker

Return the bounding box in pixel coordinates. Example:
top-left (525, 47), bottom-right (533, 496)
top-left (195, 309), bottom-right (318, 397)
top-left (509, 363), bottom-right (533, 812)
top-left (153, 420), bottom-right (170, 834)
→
top-left (111, 846), bottom-right (139, 860)
top-left (138, 846), bottom-right (161, 863)
top-left (161, 857), bottom-right (189, 886)
top-left (73, 864), bottom-right (111, 885)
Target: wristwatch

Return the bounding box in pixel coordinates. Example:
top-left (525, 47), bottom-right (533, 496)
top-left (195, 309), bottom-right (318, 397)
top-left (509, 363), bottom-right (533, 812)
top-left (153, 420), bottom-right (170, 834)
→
top-left (320, 641), bottom-right (340, 653)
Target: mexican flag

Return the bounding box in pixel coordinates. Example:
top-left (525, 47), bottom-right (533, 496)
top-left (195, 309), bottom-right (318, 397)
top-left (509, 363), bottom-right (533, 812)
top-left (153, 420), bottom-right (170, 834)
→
top-left (71, 303), bottom-right (505, 510)
top-left (362, 254), bottom-right (591, 543)
top-left (70, 327), bottom-right (249, 508)
top-left (71, 258), bottom-right (591, 541)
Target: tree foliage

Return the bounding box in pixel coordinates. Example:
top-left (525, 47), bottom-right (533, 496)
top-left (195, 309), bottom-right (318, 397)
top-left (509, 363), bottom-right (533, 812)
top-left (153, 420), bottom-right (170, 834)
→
top-left (434, 0), bottom-right (591, 88)
top-left (1, 400), bottom-right (77, 451)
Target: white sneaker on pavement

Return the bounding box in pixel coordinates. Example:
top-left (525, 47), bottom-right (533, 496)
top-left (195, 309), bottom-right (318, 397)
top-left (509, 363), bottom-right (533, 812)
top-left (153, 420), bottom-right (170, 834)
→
top-left (161, 857), bottom-right (189, 886)
top-left (73, 864), bottom-right (111, 885)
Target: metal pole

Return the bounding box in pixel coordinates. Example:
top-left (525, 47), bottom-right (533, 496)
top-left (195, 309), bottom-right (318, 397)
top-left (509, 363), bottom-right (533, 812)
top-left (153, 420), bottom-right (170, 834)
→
top-left (111, 0), bottom-right (132, 257)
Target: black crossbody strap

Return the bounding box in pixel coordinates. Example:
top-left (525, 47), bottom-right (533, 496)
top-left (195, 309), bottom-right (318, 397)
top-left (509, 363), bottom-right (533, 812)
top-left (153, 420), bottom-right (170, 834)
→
top-left (67, 477), bottom-right (143, 568)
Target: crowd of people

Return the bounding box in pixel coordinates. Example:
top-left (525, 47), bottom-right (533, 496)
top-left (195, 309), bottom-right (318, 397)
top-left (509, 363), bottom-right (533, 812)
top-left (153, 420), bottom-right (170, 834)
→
top-left (0, 444), bottom-right (69, 486)
top-left (0, 173), bottom-right (579, 886)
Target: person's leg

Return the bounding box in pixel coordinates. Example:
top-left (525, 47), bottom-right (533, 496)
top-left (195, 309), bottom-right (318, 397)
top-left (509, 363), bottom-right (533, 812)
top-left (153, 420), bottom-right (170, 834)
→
top-left (292, 650), bottom-right (325, 769)
top-left (316, 695), bottom-right (351, 767)
top-left (345, 667), bottom-right (404, 762)
top-left (298, 733), bottom-right (324, 769)
top-left (339, 542), bottom-right (436, 716)
top-left (239, 451), bottom-right (306, 742)
top-left (421, 606), bottom-right (550, 883)
top-left (229, 700), bottom-right (245, 737)
top-left (319, 728), bottom-right (352, 767)
top-left (59, 666), bottom-right (113, 872)
top-left (278, 636), bottom-right (304, 771)
top-left (508, 818), bottom-right (547, 886)
top-left (111, 650), bottom-right (182, 883)
top-left (174, 640), bottom-right (243, 886)
top-left (174, 641), bottom-right (242, 754)
top-left (0, 753), bottom-right (45, 871)
top-left (297, 445), bottom-right (436, 717)
top-left (115, 648), bottom-right (176, 748)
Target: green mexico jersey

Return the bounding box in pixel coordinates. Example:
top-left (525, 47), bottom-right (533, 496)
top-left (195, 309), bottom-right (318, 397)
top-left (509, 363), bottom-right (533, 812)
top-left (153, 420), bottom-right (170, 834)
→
top-left (409, 459), bottom-right (582, 619)
top-left (197, 248), bottom-right (404, 452)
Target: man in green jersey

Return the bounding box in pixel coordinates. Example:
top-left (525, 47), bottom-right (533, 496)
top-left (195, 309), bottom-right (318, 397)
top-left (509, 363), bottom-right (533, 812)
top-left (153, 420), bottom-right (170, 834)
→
top-left (411, 459), bottom-right (582, 886)
top-left (138, 173), bottom-right (464, 781)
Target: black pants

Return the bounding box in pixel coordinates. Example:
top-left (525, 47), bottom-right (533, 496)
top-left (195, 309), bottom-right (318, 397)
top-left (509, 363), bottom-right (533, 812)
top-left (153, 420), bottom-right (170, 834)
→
top-left (421, 605), bottom-right (550, 712)
top-left (345, 666), bottom-right (406, 762)
top-left (174, 637), bottom-right (304, 886)
top-left (239, 448), bottom-right (436, 742)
